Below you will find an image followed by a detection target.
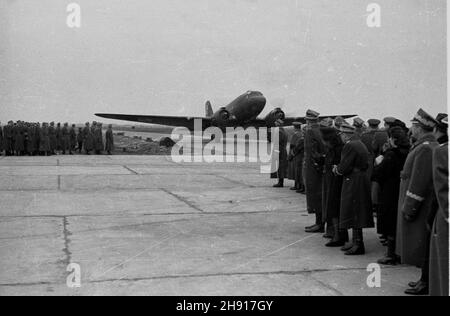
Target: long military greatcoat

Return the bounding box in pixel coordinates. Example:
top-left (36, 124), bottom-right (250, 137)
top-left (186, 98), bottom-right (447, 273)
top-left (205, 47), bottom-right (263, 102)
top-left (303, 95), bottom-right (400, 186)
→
top-left (337, 139), bottom-right (374, 229)
top-left (0, 125), bottom-right (4, 152)
top-left (429, 142), bottom-right (449, 296)
top-left (4, 125), bottom-right (14, 152)
top-left (396, 133), bottom-right (439, 267)
top-left (39, 126), bottom-right (50, 152)
top-left (61, 126), bottom-right (70, 151)
top-left (270, 127), bottom-right (288, 180)
top-left (83, 126), bottom-right (94, 151)
top-left (94, 126), bottom-right (104, 152)
top-left (372, 147), bottom-right (409, 236)
top-left (69, 127), bottom-right (77, 150)
top-left (105, 128), bottom-right (115, 153)
top-left (48, 125), bottom-right (57, 151)
top-left (303, 124), bottom-right (325, 215)
top-left (323, 140), bottom-right (344, 222)
top-left (287, 130), bottom-right (304, 184)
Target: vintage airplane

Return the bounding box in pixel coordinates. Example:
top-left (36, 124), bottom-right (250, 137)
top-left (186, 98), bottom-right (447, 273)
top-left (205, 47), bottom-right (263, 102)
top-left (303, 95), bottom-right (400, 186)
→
top-left (95, 91), bottom-right (356, 130)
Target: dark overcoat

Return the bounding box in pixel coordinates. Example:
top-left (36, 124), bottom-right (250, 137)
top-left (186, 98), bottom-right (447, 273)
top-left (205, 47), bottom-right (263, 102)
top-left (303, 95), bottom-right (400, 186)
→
top-left (337, 139), bottom-right (374, 229)
top-left (270, 127), bottom-right (288, 179)
top-left (39, 126), bottom-right (50, 152)
top-left (105, 129), bottom-right (115, 152)
top-left (429, 142), bottom-right (449, 296)
top-left (303, 124), bottom-right (325, 214)
top-left (287, 130), bottom-right (304, 184)
top-left (4, 125), bottom-right (14, 152)
top-left (322, 141), bottom-right (344, 222)
top-left (61, 126), bottom-right (70, 150)
top-left (56, 126), bottom-right (62, 150)
top-left (83, 127), bottom-right (94, 151)
top-left (69, 128), bottom-right (77, 150)
top-left (49, 126), bottom-right (57, 151)
top-left (0, 126), bottom-right (3, 152)
top-left (372, 147), bottom-right (409, 236)
top-left (396, 133), bottom-right (439, 267)
top-left (14, 129), bottom-right (25, 152)
top-left (94, 127), bottom-right (104, 152)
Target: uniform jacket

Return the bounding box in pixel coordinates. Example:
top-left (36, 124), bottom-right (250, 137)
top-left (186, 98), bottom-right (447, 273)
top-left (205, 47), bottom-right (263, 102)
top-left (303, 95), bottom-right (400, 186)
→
top-left (105, 129), bottom-right (115, 152)
top-left (270, 127), bottom-right (288, 179)
top-left (396, 133), bottom-right (439, 267)
top-left (372, 146), bottom-right (409, 236)
top-left (303, 124), bottom-right (325, 215)
top-left (429, 142), bottom-right (449, 296)
top-left (322, 140), bottom-right (344, 221)
top-left (287, 130), bottom-right (304, 181)
top-left (0, 126), bottom-right (3, 151)
top-left (337, 139), bottom-right (373, 229)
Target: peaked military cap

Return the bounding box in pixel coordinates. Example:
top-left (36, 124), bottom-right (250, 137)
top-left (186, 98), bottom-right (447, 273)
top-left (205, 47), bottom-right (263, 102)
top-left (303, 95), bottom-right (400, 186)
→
top-left (411, 108), bottom-right (437, 128)
top-left (339, 123), bottom-right (356, 134)
top-left (367, 119), bottom-right (381, 127)
top-left (353, 117), bottom-right (365, 128)
top-left (305, 109), bottom-right (320, 121)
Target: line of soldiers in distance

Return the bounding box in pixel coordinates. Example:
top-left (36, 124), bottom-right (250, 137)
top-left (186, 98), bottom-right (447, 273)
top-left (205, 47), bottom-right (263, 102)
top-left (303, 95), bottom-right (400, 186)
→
top-left (0, 121), bottom-right (115, 156)
top-left (271, 108), bottom-right (448, 296)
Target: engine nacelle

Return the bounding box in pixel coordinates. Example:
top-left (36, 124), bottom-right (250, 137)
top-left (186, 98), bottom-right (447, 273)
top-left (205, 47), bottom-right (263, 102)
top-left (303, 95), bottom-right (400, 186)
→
top-left (265, 108), bottom-right (286, 127)
top-left (212, 107), bottom-right (231, 126)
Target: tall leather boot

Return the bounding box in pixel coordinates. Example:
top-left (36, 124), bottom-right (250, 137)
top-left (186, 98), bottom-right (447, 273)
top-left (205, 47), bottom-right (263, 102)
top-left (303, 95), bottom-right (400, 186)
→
top-left (377, 236), bottom-right (399, 265)
top-left (345, 229), bottom-right (365, 255)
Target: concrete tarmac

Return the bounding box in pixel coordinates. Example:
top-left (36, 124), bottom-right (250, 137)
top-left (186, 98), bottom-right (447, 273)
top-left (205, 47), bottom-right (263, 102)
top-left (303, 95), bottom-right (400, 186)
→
top-left (0, 155), bottom-right (419, 296)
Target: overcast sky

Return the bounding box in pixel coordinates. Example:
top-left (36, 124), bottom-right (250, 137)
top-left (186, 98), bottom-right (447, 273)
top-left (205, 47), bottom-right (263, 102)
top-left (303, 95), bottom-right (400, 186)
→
top-left (0, 0), bottom-right (447, 124)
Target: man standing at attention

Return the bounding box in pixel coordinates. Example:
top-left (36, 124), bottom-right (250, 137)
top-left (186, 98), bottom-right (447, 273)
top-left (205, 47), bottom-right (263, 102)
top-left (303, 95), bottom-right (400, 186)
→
top-left (105, 124), bottom-right (115, 155)
top-left (304, 110), bottom-right (326, 233)
top-left (397, 109), bottom-right (439, 295)
top-left (334, 124), bottom-right (374, 255)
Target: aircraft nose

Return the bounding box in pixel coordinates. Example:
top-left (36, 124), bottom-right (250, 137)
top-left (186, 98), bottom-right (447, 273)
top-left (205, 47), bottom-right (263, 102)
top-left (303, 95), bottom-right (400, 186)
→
top-left (249, 95), bottom-right (266, 114)
top-left (251, 95), bottom-right (266, 108)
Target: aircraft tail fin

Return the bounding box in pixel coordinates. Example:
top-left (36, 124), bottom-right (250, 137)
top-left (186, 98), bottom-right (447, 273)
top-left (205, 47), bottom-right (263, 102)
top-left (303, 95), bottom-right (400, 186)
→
top-left (205, 101), bottom-right (213, 118)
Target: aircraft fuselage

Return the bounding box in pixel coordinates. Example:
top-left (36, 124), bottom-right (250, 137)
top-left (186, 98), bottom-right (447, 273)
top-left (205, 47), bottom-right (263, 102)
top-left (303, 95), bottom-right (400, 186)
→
top-left (224, 91), bottom-right (266, 123)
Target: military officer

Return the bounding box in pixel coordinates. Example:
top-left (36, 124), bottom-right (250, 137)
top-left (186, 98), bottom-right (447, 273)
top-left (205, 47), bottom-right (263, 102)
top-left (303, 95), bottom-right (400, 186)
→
top-left (83, 122), bottom-right (94, 155)
top-left (333, 124), bottom-right (374, 255)
top-left (56, 122), bottom-right (62, 153)
top-left (397, 109), bottom-right (439, 295)
top-left (304, 110), bottom-right (326, 233)
top-left (0, 122), bottom-right (4, 155)
top-left (287, 122), bottom-right (305, 193)
top-left (321, 126), bottom-right (347, 246)
top-left (434, 113), bottom-right (448, 145)
top-left (69, 124), bottom-right (77, 155)
top-left (429, 116), bottom-right (448, 296)
top-left (49, 122), bottom-right (57, 155)
top-left (271, 119), bottom-right (288, 188)
top-left (353, 117), bottom-right (365, 138)
top-left (94, 123), bottom-right (104, 155)
top-left (77, 127), bottom-right (84, 154)
top-left (105, 124), bottom-right (115, 155)
top-left (4, 121), bottom-right (14, 156)
top-left (61, 123), bottom-right (70, 154)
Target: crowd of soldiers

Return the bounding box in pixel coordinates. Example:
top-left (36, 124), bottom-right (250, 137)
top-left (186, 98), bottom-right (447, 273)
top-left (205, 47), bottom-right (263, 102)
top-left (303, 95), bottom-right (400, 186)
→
top-left (0, 121), bottom-right (115, 156)
top-left (272, 108), bottom-right (448, 296)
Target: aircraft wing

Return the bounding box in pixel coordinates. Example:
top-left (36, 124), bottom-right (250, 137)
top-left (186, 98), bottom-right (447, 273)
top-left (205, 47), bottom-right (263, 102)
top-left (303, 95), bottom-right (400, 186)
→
top-left (245, 114), bottom-right (357, 128)
top-left (95, 113), bottom-right (212, 131)
top-left (282, 114), bottom-right (358, 126)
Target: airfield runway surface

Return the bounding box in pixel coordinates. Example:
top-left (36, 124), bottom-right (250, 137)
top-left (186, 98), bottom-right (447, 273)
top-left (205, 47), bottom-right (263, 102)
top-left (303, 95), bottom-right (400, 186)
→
top-left (0, 155), bottom-right (418, 296)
